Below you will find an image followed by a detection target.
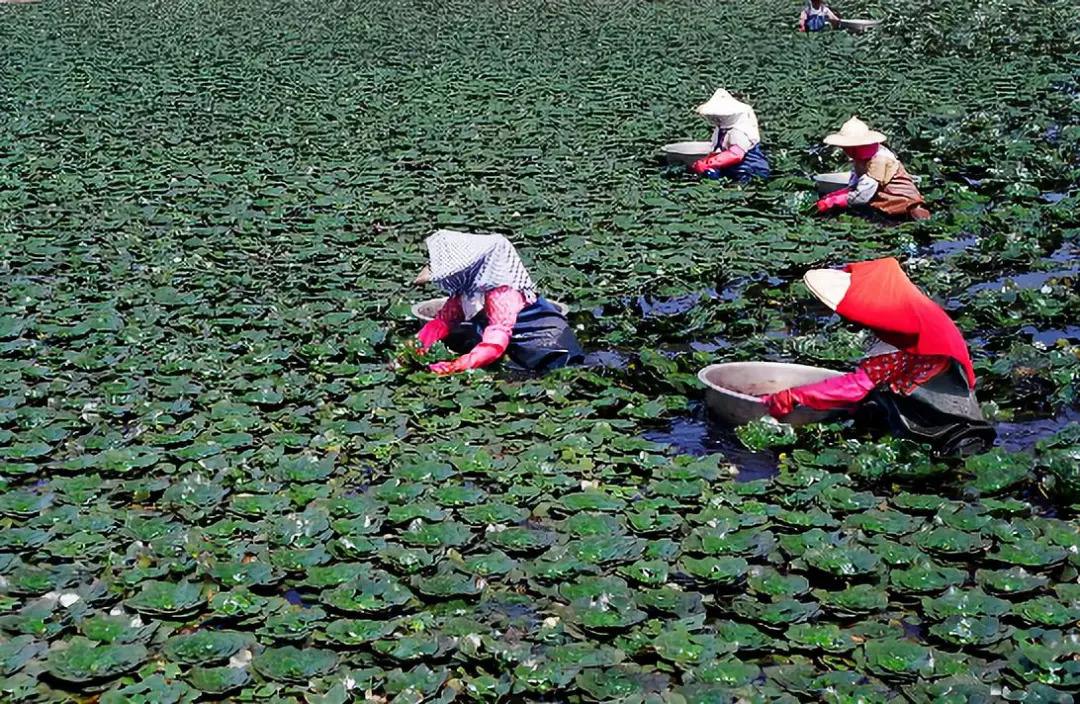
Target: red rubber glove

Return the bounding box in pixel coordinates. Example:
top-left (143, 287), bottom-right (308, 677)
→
top-left (690, 146), bottom-right (746, 175)
top-left (764, 389), bottom-right (797, 418)
top-left (816, 188), bottom-right (851, 213)
top-left (761, 369), bottom-right (877, 419)
top-left (416, 319), bottom-right (450, 353)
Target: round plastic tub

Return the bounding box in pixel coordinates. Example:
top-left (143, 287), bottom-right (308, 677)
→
top-left (698, 361), bottom-right (845, 426)
top-left (814, 171), bottom-right (852, 195)
top-left (660, 141), bottom-right (714, 166)
top-left (839, 18), bottom-right (881, 34)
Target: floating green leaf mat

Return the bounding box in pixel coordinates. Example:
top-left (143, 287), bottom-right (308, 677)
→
top-left (0, 0), bottom-right (1079, 699)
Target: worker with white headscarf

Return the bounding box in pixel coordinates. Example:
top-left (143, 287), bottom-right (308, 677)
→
top-left (689, 88), bottom-right (771, 182)
top-left (413, 230), bottom-right (584, 375)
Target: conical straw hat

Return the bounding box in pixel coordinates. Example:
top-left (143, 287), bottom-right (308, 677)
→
top-left (803, 269), bottom-right (852, 311)
top-left (696, 88), bottom-right (751, 120)
top-left (823, 116), bottom-right (887, 147)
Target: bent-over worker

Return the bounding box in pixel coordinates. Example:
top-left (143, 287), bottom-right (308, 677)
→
top-left (414, 230), bottom-right (584, 375)
top-left (762, 257), bottom-right (995, 455)
top-left (816, 117), bottom-right (931, 221)
top-left (689, 89), bottom-right (771, 182)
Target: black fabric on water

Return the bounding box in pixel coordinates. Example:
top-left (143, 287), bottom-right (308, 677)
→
top-left (861, 361), bottom-right (996, 456)
top-left (444, 297), bottom-right (584, 374)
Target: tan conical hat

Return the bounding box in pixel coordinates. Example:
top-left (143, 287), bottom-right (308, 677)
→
top-left (803, 269), bottom-right (852, 311)
top-left (696, 88), bottom-right (751, 121)
top-left (823, 116), bottom-right (887, 147)
top-left (413, 265), bottom-right (432, 285)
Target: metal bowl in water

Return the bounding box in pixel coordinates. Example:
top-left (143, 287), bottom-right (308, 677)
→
top-left (698, 361), bottom-right (844, 426)
top-left (411, 297), bottom-right (570, 321)
top-left (660, 141), bottom-right (714, 166)
top-left (814, 172), bottom-right (852, 196)
top-left (839, 18), bottom-right (881, 34)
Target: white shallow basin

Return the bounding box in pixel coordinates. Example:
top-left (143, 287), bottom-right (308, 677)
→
top-left (814, 171), bottom-right (852, 195)
top-left (660, 140), bottom-right (714, 166)
top-left (698, 361), bottom-right (844, 426)
top-left (840, 18), bottom-right (881, 33)
top-left (411, 297), bottom-right (569, 321)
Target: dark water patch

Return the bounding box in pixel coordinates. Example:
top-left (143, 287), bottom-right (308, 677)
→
top-left (583, 349), bottom-right (633, 370)
top-left (642, 405), bottom-right (779, 482)
top-left (1021, 325), bottom-right (1080, 346)
top-left (637, 288), bottom-right (719, 318)
top-left (283, 589), bottom-right (308, 607)
top-left (690, 338), bottom-right (731, 353)
top-left (479, 598), bottom-right (542, 630)
top-left (718, 275), bottom-right (784, 304)
top-left (996, 408), bottom-right (1080, 452)
top-left (962, 268), bottom-right (1078, 297)
top-left (1048, 243), bottom-right (1077, 264)
top-left (924, 235), bottom-right (977, 258)
top-left (901, 619), bottom-right (925, 641)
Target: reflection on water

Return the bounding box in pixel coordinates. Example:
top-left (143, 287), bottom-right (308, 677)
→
top-left (995, 408), bottom-right (1079, 451)
top-left (1021, 325), bottom-right (1080, 346)
top-left (645, 402), bottom-right (1076, 477)
top-left (583, 349), bottom-right (633, 370)
top-left (642, 403), bottom-right (779, 482)
top-left (283, 589), bottom-right (308, 608)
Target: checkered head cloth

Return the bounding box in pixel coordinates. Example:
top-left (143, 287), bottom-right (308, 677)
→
top-left (424, 230), bottom-right (537, 320)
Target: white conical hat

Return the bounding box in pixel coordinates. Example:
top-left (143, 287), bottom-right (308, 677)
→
top-left (696, 89), bottom-right (751, 124)
top-left (823, 116), bottom-right (887, 147)
top-left (803, 269), bottom-right (852, 311)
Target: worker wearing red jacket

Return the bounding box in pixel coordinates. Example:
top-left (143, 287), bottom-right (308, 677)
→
top-left (762, 258), bottom-right (995, 455)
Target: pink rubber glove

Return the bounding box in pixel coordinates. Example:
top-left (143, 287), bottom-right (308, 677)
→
top-left (428, 287), bottom-right (524, 376)
top-left (416, 296), bottom-right (464, 353)
top-left (691, 146), bottom-right (746, 175)
top-left (429, 342), bottom-right (503, 375)
top-left (416, 319), bottom-right (450, 353)
top-left (816, 188), bottom-right (850, 213)
top-left (762, 368), bottom-right (877, 419)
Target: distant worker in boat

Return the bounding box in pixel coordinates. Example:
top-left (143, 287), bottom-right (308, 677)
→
top-left (689, 89), bottom-right (771, 182)
top-left (413, 230), bottom-right (584, 375)
top-left (761, 257), bottom-right (995, 455)
top-left (816, 117), bottom-right (931, 221)
top-left (799, 0), bottom-right (840, 31)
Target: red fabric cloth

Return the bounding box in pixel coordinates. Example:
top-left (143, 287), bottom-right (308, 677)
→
top-left (858, 351), bottom-right (951, 395)
top-left (429, 286), bottom-right (526, 375)
top-left (835, 258), bottom-right (977, 387)
top-left (843, 144), bottom-right (880, 161)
